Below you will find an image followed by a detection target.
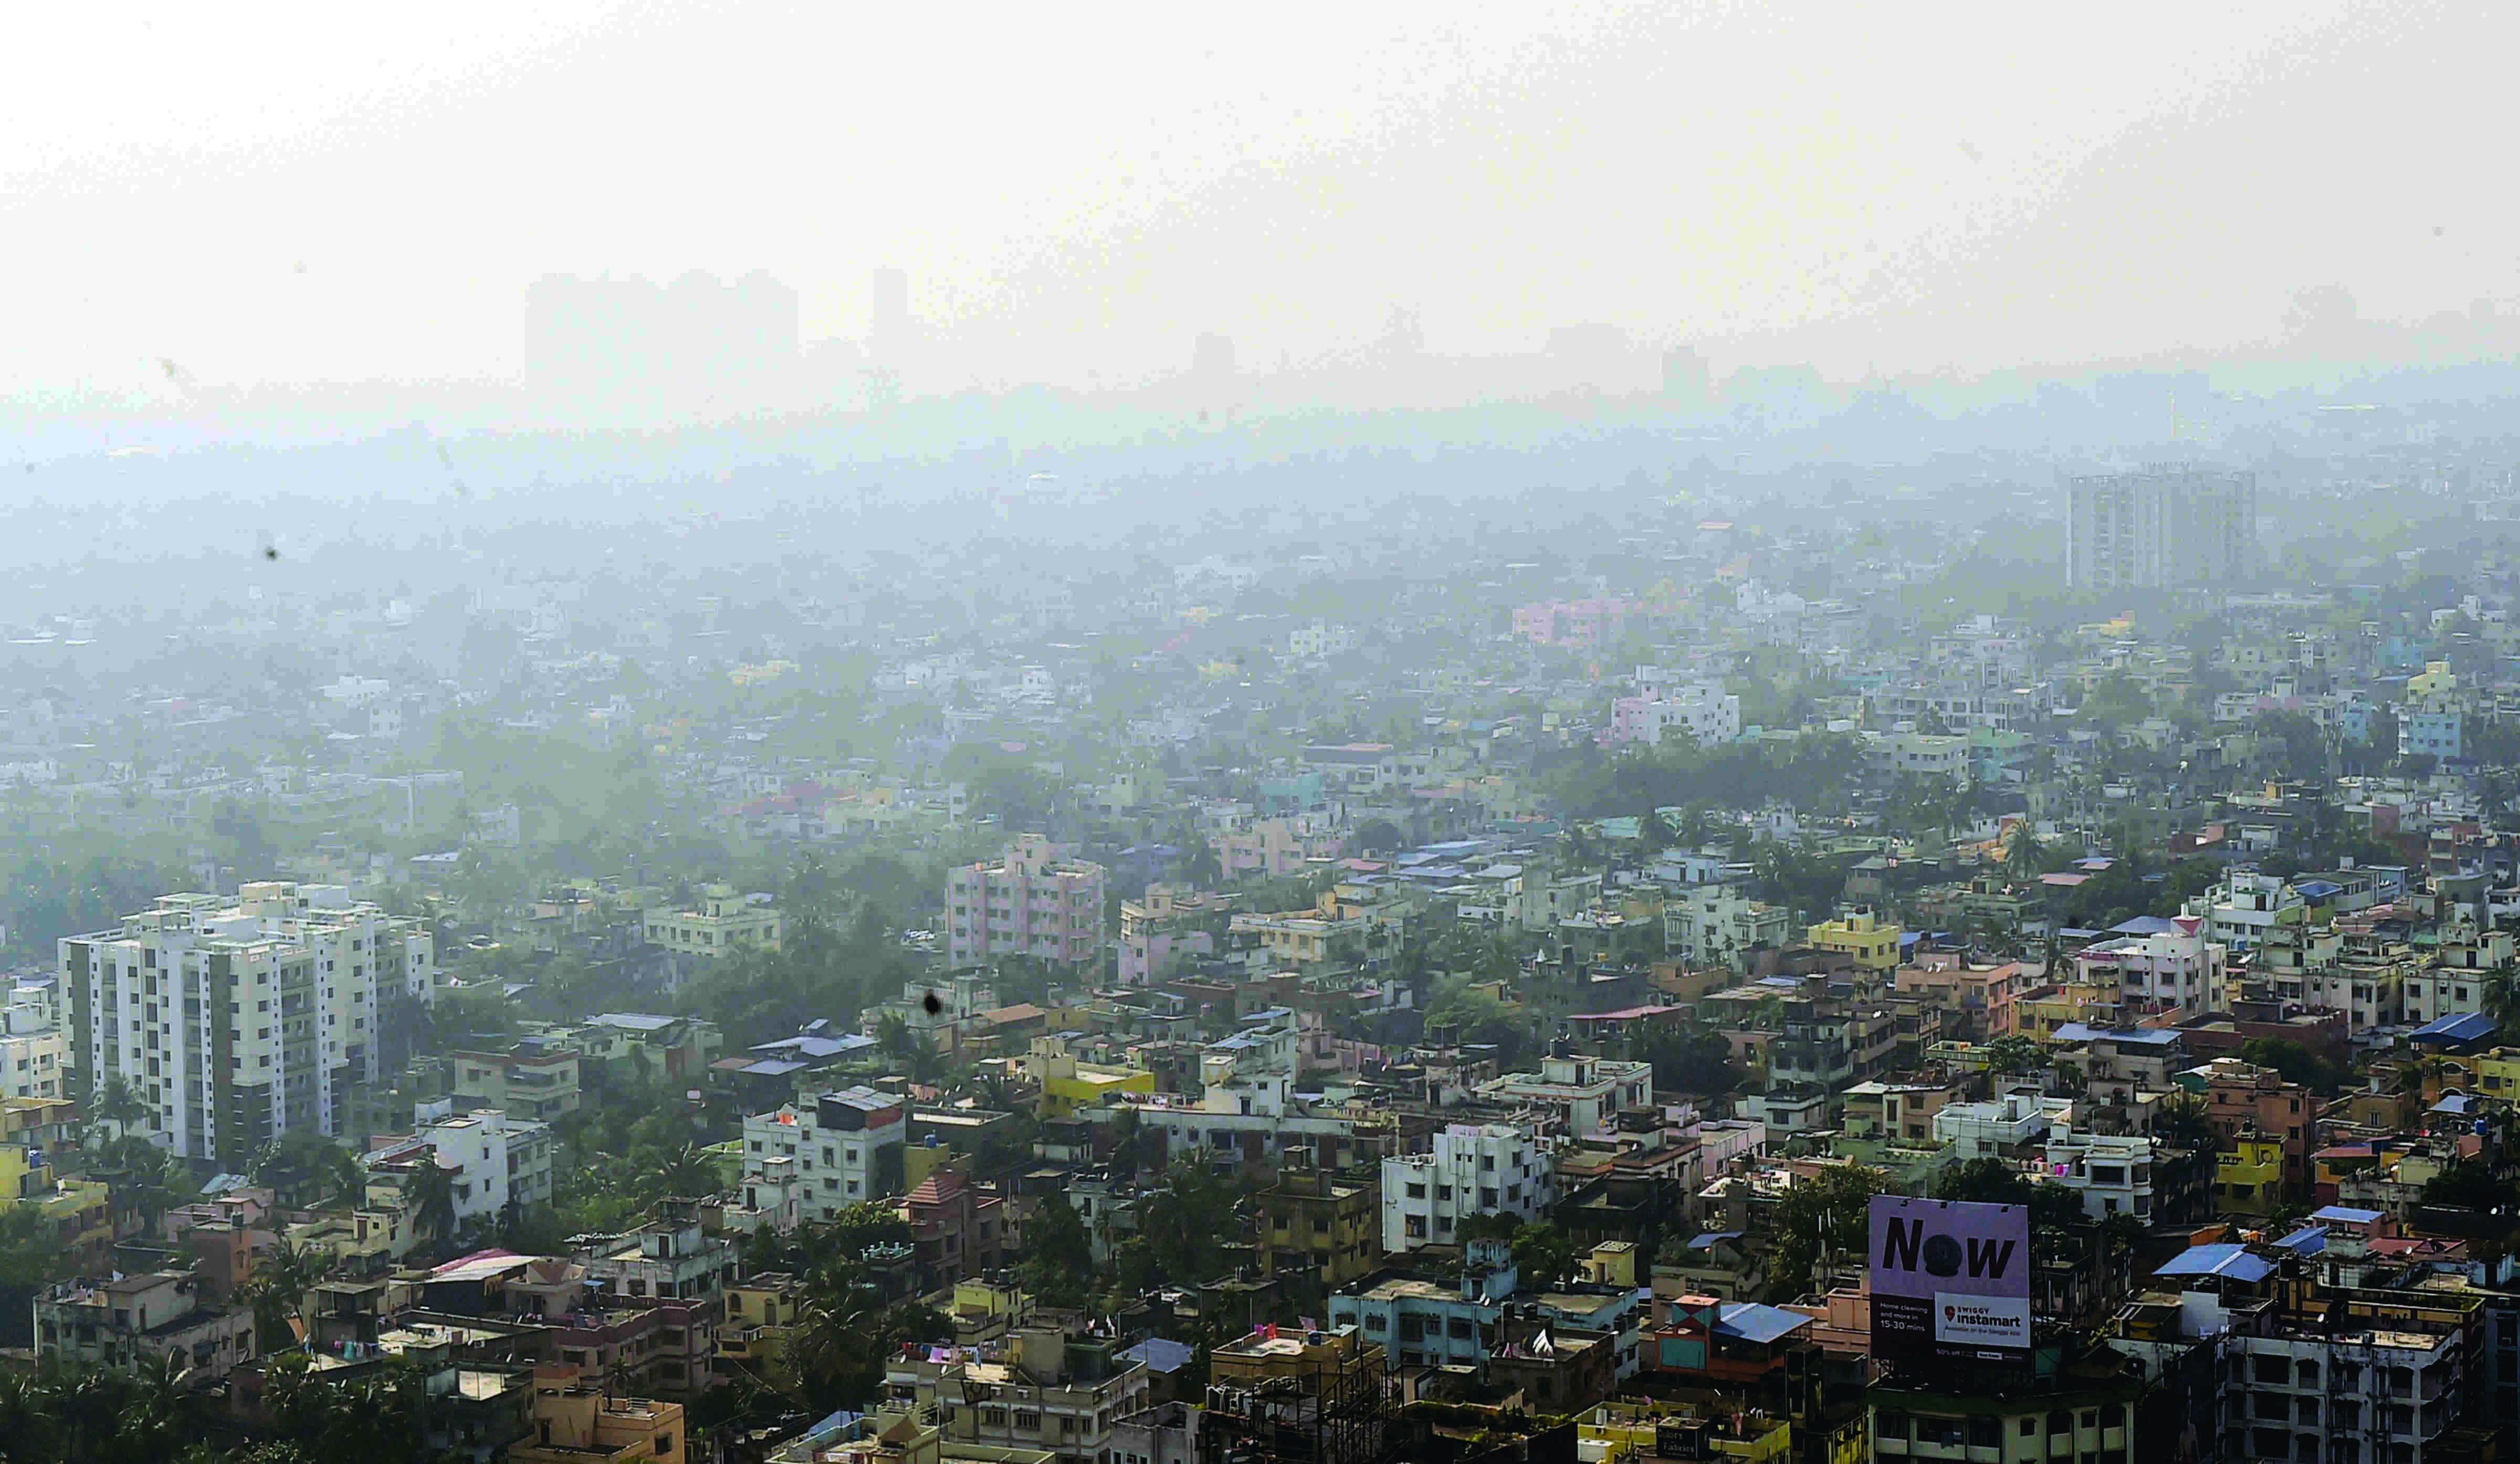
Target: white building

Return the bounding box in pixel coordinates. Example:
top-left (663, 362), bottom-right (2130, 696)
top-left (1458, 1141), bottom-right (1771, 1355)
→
top-left (57, 881), bottom-right (434, 1170)
top-left (1381, 1122), bottom-right (1555, 1254)
top-left (730, 1154), bottom-right (803, 1234)
top-left (2293, 967), bottom-right (2408, 1031)
top-left (1664, 887), bottom-right (1794, 967)
top-left (2, 980), bottom-right (65, 1100)
top-left (1931, 1091), bottom-right (2073, 1159)
top-left (2064, 469), bottom-right (2257, 591)
top-left (1476, 1053), bottom-right (1653, 1138)
top-left (743, 1086), bottom-right (910, 1221)
top-left (1287, 619), bottom-right (1357, 659)
top-left (320, 675), bottom-right (391, 707)
top-left (1, 1025), bottom-right (66, 1101)
top-left (2043, 1123), bottom-right (2154, 1220)
top-left (1610, 680), bottom-right (1741, 747)
top-left (2401, 963), bottom-right (2496, 1028)
top-left (2072, 916), bottom-right (2227, 1017)
top-left (2190, 870), bottom-right (2304, 953)
top-left (1870, 731), bottom-right (1971, 783)
top-left (387, 1104), bottom-right (554, 1223)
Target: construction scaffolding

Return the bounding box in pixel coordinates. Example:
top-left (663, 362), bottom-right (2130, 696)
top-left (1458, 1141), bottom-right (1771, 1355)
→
top-left (1195, 1354), bottom-right (1390, 1464)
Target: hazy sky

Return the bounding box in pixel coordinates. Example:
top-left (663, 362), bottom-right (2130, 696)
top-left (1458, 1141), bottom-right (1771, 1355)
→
top-left (5, 0), bottom-right (2513, 401)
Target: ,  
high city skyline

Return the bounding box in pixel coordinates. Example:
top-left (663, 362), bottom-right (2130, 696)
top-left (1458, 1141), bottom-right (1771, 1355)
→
top-left (3, 1), bottom-right (2519, 412)
top-left (20, 6), bottom-right (2520, 1460)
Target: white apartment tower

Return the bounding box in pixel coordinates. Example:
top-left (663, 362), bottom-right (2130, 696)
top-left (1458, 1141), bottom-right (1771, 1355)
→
top-left (2065, 468), bottom-right (2259, 590)
top-left (59, 881), bottom-right (434, 1171)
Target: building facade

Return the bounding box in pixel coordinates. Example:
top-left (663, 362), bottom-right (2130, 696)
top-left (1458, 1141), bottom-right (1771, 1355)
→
top-left (1609, 682), bottom-right (1742, 747)
top-left (1807, 909), bottom-right (1904, 973)
top-left (945, 835), bottom-right (1107, 969)
top-left (743, 1087), bottom-right (909, 1221)
top-left (1381, 1123), bottom-right (1553, 1254)
top-left (644, 884), bottom-right (779, 992)
top-left (58, 882), bottom-right (433, 1169)
top-left (382, 1105), bottom-right (555, 1224)
top-left (2073, 917), bottom-right (2227, 1017)
top-left (2065, 468), bottom-right (2258, 590)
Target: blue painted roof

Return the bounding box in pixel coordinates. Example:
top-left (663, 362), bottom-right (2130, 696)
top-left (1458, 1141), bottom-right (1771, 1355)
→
top-left (2275, 1226), bottom-right (2327, 1255)
top-left (2432, 1092), bottom-right (2479, 1114)
top-left (1716, 1302), bottom-right (1813, 1345)
top-left (2411, 1013), bottom-right (2497, 1044)
top-left (2295, 880), bottom-right (2344, 898)
top-left (1687, 1231), bottom-right (1747, 1250)
top-left (2312, 1205), bottom-right (2384, 1224)
top-left (1122, 1337), bottom-right (1196, 1373)
top-left (2155, 1243), bottom-right (2275, 1282)
top-left (2110, 916), bottom-right (2181, 935)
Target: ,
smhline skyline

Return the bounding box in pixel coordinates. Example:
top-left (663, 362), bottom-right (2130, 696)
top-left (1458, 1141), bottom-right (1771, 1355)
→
top-left (2, 1), bottom-right (2518, 413)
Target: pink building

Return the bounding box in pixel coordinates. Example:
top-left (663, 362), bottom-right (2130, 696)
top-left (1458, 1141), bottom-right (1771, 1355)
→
top-left (945, 834), bottom-right (1107, 969)
top-left (1513, 597), bottom-right (1640, 648)
top-left (1215, 815), bottom-right (1344, 880)
top-left (1893, 957), bottom-right (2029, 1039)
